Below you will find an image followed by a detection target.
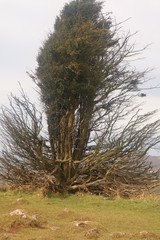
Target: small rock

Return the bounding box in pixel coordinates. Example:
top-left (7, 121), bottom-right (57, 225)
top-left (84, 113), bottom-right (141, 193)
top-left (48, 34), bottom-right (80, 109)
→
top-left (116, 232), bottom-right (126, 237)
top-left (85, 228), bottom-right (100, 239)
top-left (16, 198), bottom-right (29, 204)
top-left (109, 232), bottom-right (126, 238)
top-left (16, 198), bottom-right (23, 202)
top-left (108, 233), bottom-right (114, 237)
top-left (74, 221), bottom-right (90, 227)
top-left (31, 214), bottom-right (39, 220)
top-left (139, 231), bottom-right (149, 236)
top-left (63, 208), bottom-right (70, 213)
top-left (50, 225), bottom-right (60, 231)
top-left (9, 209), bottom-right (27, 219)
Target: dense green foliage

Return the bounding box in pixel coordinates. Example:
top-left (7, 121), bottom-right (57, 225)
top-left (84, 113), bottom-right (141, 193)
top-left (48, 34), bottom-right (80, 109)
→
top-left (36, 0), bottom-right (115, 161)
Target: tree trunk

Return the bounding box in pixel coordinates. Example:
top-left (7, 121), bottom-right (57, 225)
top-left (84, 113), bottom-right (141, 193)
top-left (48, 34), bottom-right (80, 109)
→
top-left (73, 97), bottom-right (94, 160)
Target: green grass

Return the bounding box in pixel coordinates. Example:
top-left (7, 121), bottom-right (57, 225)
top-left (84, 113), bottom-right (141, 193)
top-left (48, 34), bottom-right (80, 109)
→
top-left (0, 188), bottom-right (160, 239)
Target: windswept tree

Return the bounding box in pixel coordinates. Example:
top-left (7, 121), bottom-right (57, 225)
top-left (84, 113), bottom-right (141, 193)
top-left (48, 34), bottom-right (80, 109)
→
top-left (0, 0), bottom-right (160, 196)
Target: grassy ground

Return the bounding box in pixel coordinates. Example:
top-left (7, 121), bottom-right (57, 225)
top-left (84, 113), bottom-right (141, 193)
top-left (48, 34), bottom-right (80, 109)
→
top-left (0, 188), bottom-right (160, 240)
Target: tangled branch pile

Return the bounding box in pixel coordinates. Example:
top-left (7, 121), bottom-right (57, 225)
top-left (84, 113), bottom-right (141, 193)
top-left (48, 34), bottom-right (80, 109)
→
top-left (0, 91), bottom-right (159, 197)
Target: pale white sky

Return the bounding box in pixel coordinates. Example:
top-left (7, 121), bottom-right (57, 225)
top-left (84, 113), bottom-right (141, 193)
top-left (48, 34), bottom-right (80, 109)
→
top-left (0, 0), bottom-right (160, 119)
top-left (107, 0), bottom-right (160, 122)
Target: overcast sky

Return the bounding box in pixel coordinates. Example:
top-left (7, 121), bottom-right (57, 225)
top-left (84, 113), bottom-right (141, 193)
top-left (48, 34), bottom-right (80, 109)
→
top-left (0, 1), bottom-right (160, 127)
